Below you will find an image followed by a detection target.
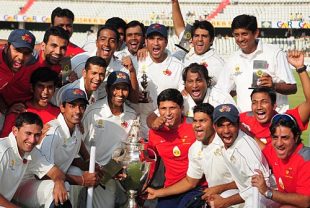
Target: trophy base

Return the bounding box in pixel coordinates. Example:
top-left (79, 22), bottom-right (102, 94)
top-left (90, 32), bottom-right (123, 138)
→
top-left (127, 190), bottom-right (139, 208)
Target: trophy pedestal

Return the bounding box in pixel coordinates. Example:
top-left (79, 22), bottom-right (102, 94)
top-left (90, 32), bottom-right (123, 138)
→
top-left (127, 190), bottom-right (139, 208)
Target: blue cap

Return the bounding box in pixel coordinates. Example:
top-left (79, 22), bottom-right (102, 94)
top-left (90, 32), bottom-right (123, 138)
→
top-left (8, 29), bottom-right (36, 51)
top-left (213, 104), bottom-right (239, 124)
top-left (107, 71), bottom-right (130, 86)
top-left (62, 88), bottom-right (88, 104)
top-left (146, 23), bottom-right (168, 39)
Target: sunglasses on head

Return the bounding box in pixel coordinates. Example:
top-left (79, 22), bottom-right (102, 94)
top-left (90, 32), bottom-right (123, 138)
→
top-left (271, 113), bottom-right (297, 127)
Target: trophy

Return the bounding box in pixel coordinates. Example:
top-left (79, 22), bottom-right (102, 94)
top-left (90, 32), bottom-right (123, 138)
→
top-left (175, 23), bottom-right (192, 53)
top-left (140, 72), bottom-right (150, 103)
top-left (112, 118), bottom-right (157, 208)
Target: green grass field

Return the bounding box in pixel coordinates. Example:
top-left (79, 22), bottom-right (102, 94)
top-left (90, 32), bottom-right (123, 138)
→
top-left (288, 71), bottom-right (310, 147)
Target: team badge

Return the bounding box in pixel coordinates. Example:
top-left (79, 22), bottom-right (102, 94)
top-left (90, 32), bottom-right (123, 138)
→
top-left (163, 69), bottom-right (172, 76)
top-left (95, 119), bottom-right (104, 128)
top-left (21, 34), bottom-right (32, 43)
top-left (233, 65), bottom-right (242, 75)
top-left (9, 159), bottom-right (15, 170)
top-left (219, 105), bottom-right (231, 112)
top-left (201, 61), bottom-right (208, 68)
top-left (173, 146), bottom-right (181, 157)
top-left (121, 121), bottom-right (128, 128)
top-left (256, 69), bottom-right (264, 77)
top-left (214, 148), bottom-right (222, 156)
top-left (285, 168), bottom-right (293, 178)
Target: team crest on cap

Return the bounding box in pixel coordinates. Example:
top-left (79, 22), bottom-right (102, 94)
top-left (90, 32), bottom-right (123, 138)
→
top-left (116, 72), bottom-right (126, 79)
top-left (153, 24), bottom-right (162, 29)
top-left (21, 34), bottom-right (32, 43)
top-left (73, 88), bottom-right (84, 95)
top-left (219, 105), bottom-right (231, 112)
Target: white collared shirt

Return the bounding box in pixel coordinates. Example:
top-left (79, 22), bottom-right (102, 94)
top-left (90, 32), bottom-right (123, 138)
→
top-left (173, 48), bottom-right (225, 84)
top-left (52, 77), bottom-right (100, 106)
top-left (37, 113), bottom-right (82, 173)
top-left (214, 130), bottom-right (272, 207)
top-left (215, 40), bottom-right (296, 113)
top-left (82, 97), bottom-right (137, 165)
top-left (0, 133), bottom-right (53, 200)
top-left (183, 87), bottom-right (237, 117)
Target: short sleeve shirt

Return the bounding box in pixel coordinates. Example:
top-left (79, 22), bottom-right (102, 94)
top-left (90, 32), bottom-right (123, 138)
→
top-left (148, 118), bottom-right (196, 187)
top-left (0, 133), bottom-right (53, 200)
top-left (263, 143), bottom-right (310, 196)
top-left (37, 113), bottom-right (82, 173)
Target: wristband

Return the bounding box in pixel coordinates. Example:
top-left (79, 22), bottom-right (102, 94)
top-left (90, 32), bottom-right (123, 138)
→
top-left (296, 65), bottom-right (307, 73)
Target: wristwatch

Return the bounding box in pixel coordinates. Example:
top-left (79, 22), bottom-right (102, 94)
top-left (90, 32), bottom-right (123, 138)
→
top-left (264, 189), bottom-right (273, 199)
top-left (296, 65), bottom-right (307, 73)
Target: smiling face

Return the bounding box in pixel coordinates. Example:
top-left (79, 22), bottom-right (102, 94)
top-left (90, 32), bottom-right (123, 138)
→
top-left (271, 125), bottom-right (297, 160)
top-left (125, 25), bottom-right (144, 55)
top-left (60, 100), bottom-right (86, 131)
top-left (108, 82), bottom-right (129, 110)
top-left (42, 35), bottom-right (68, 65)
top-left (32, 81), bottom-right (55, 108)
top-left (232, 28), bottom-right (259, 54)
top-left (146, 34), bottom-right (168, 63)
top-left (192, 28), bottom-right (213, 55)
top-left (185, 71), bottom-right (208, 104)
top-left (96, 29), bottom-right (118, 63)
top-left (251, 92), bottom-right (276, 124)
top-left (83, 63), bottom-right (105, 93)
top-left (7, 45), bottom-right (33, 72)
top-left (193, 111), bottom-right (215, 145)
top-left (158, 100), bottom-right (183, 129)
top-left (214, 118), bottom-right (239, 149)
top-left (13, 123), bottom-right (42, 157)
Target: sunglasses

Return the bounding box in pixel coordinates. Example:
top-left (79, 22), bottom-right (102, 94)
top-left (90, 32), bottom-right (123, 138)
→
top-left (271, 113), bottom-right (297, 127)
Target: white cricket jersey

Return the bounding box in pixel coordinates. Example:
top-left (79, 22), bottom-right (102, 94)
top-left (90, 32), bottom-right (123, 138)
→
top-left (183, 87), bottom-right (237, 118)
top-left (0, 133), bottom-right (53, 200)
top-left (52, 77), bottom-right (100, 106)
top-left (215, 40), bottom-right (296, 113)
top-left (173, 48), bottom-right (224, 84)
top-left (82, 97), bottom-right (137, 165)
top-left (215, 130), bottom-right (273, 207)
top-left (37, 113), bottom-right (82, 173)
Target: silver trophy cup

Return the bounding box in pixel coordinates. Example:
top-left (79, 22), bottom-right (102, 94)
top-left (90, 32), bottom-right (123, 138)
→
top-left (112, 119), bottom-right (157, 208)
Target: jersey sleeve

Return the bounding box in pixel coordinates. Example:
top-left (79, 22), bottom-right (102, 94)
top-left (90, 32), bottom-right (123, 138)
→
top-left (186, 142), bottom-right (204, 179)
top-left (26, 148), bottom-right (54, 179)
top-left (296, 161), bottom-right (310, 196)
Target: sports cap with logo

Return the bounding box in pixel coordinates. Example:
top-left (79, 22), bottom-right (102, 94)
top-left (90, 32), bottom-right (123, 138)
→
top-left (8, 29), bottom-right (36, 51)
top-left (62, 88), bottom-right (88, 104)
top-left (146, 23), bottom-right (168, 39)
top-left (107, 71), bottom-right (130, 86)
top-left (213, 104), bottom-right (239, 124)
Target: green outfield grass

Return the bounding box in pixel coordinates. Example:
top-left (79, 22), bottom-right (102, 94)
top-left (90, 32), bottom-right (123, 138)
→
top-left (288, 71), bottom-right (310, 146)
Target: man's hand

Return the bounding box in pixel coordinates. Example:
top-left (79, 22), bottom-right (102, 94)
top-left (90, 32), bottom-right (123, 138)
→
top-left (251, 169), bottom-right (268, 195)
top-left (67, 71), bottom-right (78, 83)
top-left (82, 171), bottom-right (100, 187)
top-left (201, 186), bottom-right (223, 201)
top-left (287, 50), bottom-right (305, 69)
top-left (8, 103), bottom-right (26, 114)
top-left (208, 194), bottom-right (228, 208)
top-left (137, 48), bottom-right (148, 61)
top-left (53, 180), bottom-right (68, 206)
top-left (122, 56), bottom-right (135, 73)
top-left (258, 73), bottom-right (273, 88)
top-left (146, 187), bottom-right (161, 200)
top-left (151, 115), bottom-right (166, 130)
top-left (181, 88), bottom-right (188, 96)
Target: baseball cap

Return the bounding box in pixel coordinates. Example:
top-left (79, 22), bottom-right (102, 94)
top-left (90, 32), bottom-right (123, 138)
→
top-left (62, 88), bottom-right (88, 104)
top-left (146, 23), bottom-right (168, 39)
top-left (107, 71), bottom-right (130, 86)
top-left (8, 29), bottom-right (36, 51)
top-left (213, 104), bottom-right (239, 124)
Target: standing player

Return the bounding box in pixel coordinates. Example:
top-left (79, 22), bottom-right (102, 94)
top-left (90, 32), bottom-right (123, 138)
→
top-left (215, 14), bottom-right (296, 113)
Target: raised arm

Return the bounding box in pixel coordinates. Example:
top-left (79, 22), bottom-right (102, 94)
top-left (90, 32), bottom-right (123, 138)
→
top-left (171, 0), bottom-right (185, 37)
top-left (287, 50), bottom-right (310, 125)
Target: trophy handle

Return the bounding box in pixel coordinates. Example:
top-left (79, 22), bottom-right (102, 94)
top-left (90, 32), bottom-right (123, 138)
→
top-left (144, 148), bottom-right (157, 162)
